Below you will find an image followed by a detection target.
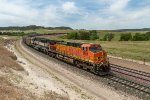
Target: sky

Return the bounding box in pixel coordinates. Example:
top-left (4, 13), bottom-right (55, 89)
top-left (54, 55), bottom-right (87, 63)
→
top-left (0, 0), bottom-right (150, 29)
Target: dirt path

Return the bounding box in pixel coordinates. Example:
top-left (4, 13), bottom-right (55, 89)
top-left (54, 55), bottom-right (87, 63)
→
top-left (17, 40), bottom-right (139, 100)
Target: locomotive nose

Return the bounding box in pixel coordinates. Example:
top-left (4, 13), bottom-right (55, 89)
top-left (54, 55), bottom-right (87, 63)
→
top-left (93, 51), bottom-right (109, 66)
top-left (94, 51), bottom-right (106, 61)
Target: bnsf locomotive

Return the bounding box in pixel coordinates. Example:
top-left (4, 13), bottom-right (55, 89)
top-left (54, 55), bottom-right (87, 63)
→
top-left (23, 35), bottom-right (110, 75)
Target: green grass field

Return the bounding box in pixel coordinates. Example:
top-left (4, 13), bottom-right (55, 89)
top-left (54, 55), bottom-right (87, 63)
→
top-left (1, 29), bottom-right (74, 34)
top-left (99, 41), bottom-right (150, 62)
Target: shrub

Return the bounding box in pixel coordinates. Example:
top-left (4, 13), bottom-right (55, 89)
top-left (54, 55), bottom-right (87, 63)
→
top-left (89, 30), bottom-right (99, 40)
top-left (132, 33), bottom-right (146, 41)
top-left (145, 32), bottom-right (150, 40)
top-left (67, 32), bottom-right (78, 39)
top-left (103, 33), bottom-right (114, 41)
top-left (120, 33), bottom-right (132, 41)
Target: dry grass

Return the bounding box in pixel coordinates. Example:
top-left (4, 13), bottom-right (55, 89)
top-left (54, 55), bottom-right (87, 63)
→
top-left (0, 38), bottom-right (69, 100)
top-left (44, 91), bottom-right (69, 100)
top-left (0, 76), bottom-right (38, 100)
top-left (0, 76), bottom-right (69, 100)
top-left (0, 39), bottom-right (24, 71)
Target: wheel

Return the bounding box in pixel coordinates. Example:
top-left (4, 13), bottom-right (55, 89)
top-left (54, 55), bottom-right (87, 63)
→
top-left (94, 65), bottom-right (99, 75)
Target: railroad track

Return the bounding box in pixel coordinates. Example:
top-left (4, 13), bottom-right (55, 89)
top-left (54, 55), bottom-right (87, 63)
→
top-left (111, 64), bottom-right (150, 85)
top-left (106, 74), bottom-right (150, 95)
top-left (108, 64), bottom-right (150, 99)
top-left (111, 64), bottom-right (150, 77)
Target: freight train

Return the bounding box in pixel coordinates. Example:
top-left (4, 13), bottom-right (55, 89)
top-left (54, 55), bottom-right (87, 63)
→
top-left (23, 35), bottom-right (110, 75)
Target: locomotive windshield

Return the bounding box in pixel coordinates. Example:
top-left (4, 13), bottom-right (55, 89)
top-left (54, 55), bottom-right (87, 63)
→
top-left (89, 46), bottom-right (102, 53)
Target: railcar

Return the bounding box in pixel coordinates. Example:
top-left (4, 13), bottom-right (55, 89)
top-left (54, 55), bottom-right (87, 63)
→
top-left (23, 36), bottom-right (110, 75)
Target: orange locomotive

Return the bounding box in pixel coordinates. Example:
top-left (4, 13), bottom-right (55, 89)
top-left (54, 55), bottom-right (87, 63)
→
top-left (54, 41), bottom-right (110, 75)
top-left (24, 37), bottom-right (110, 75)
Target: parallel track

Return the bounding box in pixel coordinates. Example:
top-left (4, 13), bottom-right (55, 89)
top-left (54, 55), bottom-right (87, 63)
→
top-left (108, 64), bottom-right (150, 99)
top-left (111, 64), bottom-right (150, 77)
top-left (111, 64), bottom-right (150, 84)
top-left (106, 74), bottom-right (150, 95)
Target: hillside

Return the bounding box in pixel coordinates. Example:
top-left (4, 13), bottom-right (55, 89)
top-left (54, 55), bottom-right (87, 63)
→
top-left (0, 25), bottom-right (72, 31)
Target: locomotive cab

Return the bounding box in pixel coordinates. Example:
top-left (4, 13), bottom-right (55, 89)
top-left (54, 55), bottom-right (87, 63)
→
top-left (81, 44), bottom-right (110, 74)
top-left (81, 44), bottom-right (105, 63)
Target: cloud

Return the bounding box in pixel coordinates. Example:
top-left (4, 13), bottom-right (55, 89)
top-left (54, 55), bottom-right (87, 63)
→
top-left (0, 0), bottom-right (150, 29)
top-left (0, 0), bottom-right (62, 26)
top-left (109, 0), bottom-right (130, 13)
top-left (71, 0), bottom-right (150, 30)
top-left (62, 1), bottom-right (79, 14)
top-left (0, 0), bottom-right (39, 26)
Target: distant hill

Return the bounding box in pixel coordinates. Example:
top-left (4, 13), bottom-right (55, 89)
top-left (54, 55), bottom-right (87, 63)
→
top-left (0, 25), bottom-right (149, 32)
top-left (0, 25), bottom-right (73, 30)
top-left (112, 28), bottom-right (150, 32)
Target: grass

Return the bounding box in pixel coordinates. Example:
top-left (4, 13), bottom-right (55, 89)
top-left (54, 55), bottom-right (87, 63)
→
top-left (1, 29), bottom-right (74, 34)
top-left (0, 76), bottom-right (38, 100)
top-left (99, 41), bottom-right (150, 62)
top-left (0, 38), bottom-right (24, 71)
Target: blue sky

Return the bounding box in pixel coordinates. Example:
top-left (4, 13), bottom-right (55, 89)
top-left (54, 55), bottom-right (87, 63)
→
top-left (0, 0), bottom-right (150, 29)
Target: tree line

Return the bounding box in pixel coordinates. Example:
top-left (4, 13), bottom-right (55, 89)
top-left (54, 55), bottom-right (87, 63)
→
top-left (120, 32), bottom-right (150, 41)
top-left (67, 30), bottom-right (99, 40)
top-left (67, 31), bottom-right (150, 41)
top-left (67, 31), bottom-right (115, 41)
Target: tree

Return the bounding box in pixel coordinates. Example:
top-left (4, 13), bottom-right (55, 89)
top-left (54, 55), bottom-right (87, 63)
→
top-left (103, 34), bottom-right (108, 41)
top-left (78, 31), bottom-right (90, 40)
top-left (103, 33), bottom-right (114, 41)
top-left (67, 32), bottom-right (78, 39)
top-left (89, 30), bottom-right (99, 40)
top-left (145, 32), bottom-right (150, 40)
top-left (108, 33), bottom-right (114, 41)
top-left (132, 33), bottom-right (146, 41)
top-left (120, 33), bottom-right (132, 41)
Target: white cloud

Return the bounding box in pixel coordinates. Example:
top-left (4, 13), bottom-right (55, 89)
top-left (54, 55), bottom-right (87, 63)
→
top-left (70, 3), bottom-right (150, 30)
top-left (0, 1), bottom-right (37, 18)
top-left (41, 6), bottom-right (65, 26)
top-left (0, 0), bottom-right (39, 26)
top-left (0, 0), bottom-right (150, 29)
top-left (62, 2), bottom-right (79, 14)
top-left (0, 0), bottom-right (63, 26)
top-left (109, 0), bottom-right (130, 13)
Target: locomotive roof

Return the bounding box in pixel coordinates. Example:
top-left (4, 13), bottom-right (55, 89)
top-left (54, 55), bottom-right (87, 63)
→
top-left (34, 37), bottom-right (63, 43)
top-left (82, 43), bottom-right (101, 47)
top-left (32, 37), bottom-right (101, 47)
top-left (57, 41), bottom-right (83, 47)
